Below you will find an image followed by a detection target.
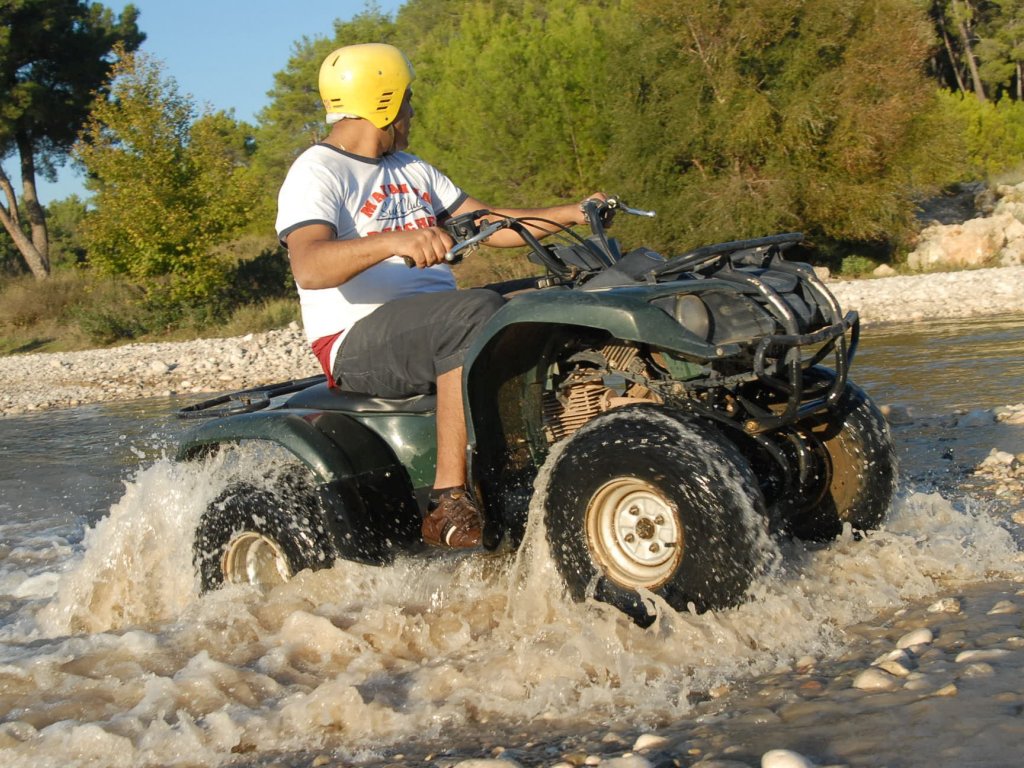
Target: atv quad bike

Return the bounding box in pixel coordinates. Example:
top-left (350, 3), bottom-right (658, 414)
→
top-left (177, 198), bottom-right (896, 625)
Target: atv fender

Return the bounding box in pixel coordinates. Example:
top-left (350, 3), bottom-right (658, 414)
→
top-left (177, 409), bottom-right (422, 561)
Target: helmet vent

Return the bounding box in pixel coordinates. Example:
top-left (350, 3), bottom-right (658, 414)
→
top-left (377, 91), bottom-right (396, 112)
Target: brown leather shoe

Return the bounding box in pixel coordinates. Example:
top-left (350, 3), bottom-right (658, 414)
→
top-left (422, 488), bottom-right (483, 549)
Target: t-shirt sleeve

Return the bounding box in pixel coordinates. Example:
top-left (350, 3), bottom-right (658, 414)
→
top-left (421, 161), bottom-right (468, 221)
top-left (275, 157), bottom-right (353, 243)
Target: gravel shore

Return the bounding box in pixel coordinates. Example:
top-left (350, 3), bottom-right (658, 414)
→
top-left (1, 265), bottom-right (1022, 417)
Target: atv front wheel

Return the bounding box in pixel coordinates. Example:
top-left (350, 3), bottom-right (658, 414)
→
top-left (194, 481), bottom-right (339, 593)
top-left (785, 376), bottom-right (897, 541)
top-left (542, 405), bottom-right (769, 625)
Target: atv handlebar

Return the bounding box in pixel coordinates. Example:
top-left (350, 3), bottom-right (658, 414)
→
top-left (438, 196), bottom-right (657, 266)
top-left (445, 218), bottom-right (510, 263)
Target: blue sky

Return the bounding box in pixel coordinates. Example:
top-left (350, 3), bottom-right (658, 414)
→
top-left (18, 0), bottom-right (404, 201)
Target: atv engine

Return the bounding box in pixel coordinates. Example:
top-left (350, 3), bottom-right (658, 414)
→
top-left (542, 342), bottom-right (662, 444)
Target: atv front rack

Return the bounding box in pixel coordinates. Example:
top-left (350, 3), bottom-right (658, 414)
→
top-left (709, 254), bottom-right (860, 433)
top-left (740, 310), bottom-right (860, 432)
top-left (176, 375), bottom-right (326, 420)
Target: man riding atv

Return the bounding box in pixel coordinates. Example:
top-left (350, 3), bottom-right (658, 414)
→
top-left (275, 42), bottom-right (605, 549)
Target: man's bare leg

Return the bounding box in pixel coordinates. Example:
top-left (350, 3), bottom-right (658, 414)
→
top-left (433, 366), bottom-right (467, 489)
top-left (421, 365), bottom-right (482, 548)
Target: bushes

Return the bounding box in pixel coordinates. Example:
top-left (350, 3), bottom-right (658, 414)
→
top-left (0, 237), bottom-right (300, 352)
top-left (940, 91), bottom-right (1024, 181)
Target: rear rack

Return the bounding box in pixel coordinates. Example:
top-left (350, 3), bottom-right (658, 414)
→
top-left (176, 375), bottom-right (326, 420)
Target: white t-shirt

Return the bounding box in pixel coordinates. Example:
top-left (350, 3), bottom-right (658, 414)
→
top-left (275, 144), bottom-right (468, 371)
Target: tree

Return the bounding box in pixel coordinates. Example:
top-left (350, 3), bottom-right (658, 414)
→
top-left (977, 0), bottom-right (1024, 101)
top-left (410, 0), bottom-right (628, 205)
top-left (73, 49), bottom-right (258, 315)
top-left (605, 0), bottom-right (960, 252)
top-left (0, 0), bottom-right (143, 279)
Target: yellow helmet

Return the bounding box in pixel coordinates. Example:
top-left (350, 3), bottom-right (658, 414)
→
top-left (318, 43), bottom-right (415, 129)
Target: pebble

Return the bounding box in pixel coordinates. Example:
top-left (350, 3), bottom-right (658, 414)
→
top-left (988, 600), bottom-right (1018, 615)
top-left (954, 648), bottom-right (1011, 663)
top-left (896, 628), bottom-right (934, 650)
top-left (632, 734), bottom-right (669, 752)
top-left (852, 667), bottom-right (900, 691)
top-left (761, 749), bottom-right (814, 768)
top-left (0, 325), bottom-right (321, 416)
top-left (927, 597), bottom-right (962, 614)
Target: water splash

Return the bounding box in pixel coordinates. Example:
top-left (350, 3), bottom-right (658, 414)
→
top-left (1, 446), bottom-right (1021, 767)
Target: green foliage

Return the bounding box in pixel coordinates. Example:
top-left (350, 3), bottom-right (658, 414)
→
top-left (73, 49), bottom-right (259, 318)
top-left (44, 195), bottom-right (89, 268)
top-left (839, 254), bottom-right (880, 276)
top-left (411, 0), bottom-right (628, 205)
top-left (939, 89), bottom-right (1024, 179)
top-left (602, 0), bottom-right (960, 253)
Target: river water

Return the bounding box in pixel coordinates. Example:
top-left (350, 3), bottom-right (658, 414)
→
top-left (0, 316), bottom-right (1023, 768)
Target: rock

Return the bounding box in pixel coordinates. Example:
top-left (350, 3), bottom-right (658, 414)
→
top-left (853, 667), bottom-right (900, 691)
top-left (897, 628), bottom-right (934, 649)
top-left (988, 600), bottom-right (1019, 615)
top-left (959, 662), bottom-right (996, 678)
top-left (601, 757), bottom-right (653, 768)
top-left (761, 749), bottom-right (814, 768)
top-left (633, 734), bottom-right (670, 752)
top-left (913, 214), bottom-right (1012, 270)
top-left (872, 264), bottom-right (897, 277)
top-left (877, 659), bottom-right (913, 677)
top-left (956, 408), bottom-right (995, 428)
top-left (879, 403), bottom-right (913, 425)
top-left (928, 597), bottom-right (962, 614)
top-left (955, 649), bottom-right (1011, 663)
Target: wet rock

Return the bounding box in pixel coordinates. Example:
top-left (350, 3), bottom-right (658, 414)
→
top-left (633, 734), bottom-right (670, 752)
top-left (601, 757), bottom-right (653, 768)
top-left (959, 662), bottom-right (996, 678)
top-left (956, 409), bottom-right (996, 428)
top-left (761, 749), bottom-right (814, 768)
top-left (879, 403), bottom-right (914, 425)
top-left (852, 667), bottom-right (901, 691)
top-left (928, 597), bottom-right (962, 614)
top-left (988, 600), bottom-right (1018, 615)
top-left (897, 628), bottom-right (934, 649)
top-left (954, 648), bottom-right (1012, 663)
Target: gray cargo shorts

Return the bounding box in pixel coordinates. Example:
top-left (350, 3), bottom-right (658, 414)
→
top-left (333, 288), bottom-right (505, 397)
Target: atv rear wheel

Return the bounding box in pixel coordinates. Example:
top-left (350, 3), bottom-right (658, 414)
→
top-left (194, 481), bottom-right (339, 593)
top-left (542, 405), bottom-right (769, 625)
top-left (785, 376), bottom-right (897, 541)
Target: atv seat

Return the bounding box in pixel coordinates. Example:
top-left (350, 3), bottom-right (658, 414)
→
top-left (285, 380), bottom-right (437, 414)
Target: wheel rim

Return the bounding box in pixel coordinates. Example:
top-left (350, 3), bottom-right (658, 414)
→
top-left (222, 531), bottom-right (292, 588)
top-left (585, 477), bottom-right (684, 590)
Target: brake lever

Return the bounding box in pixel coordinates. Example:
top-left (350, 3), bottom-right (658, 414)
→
top-left (444, 219), bottom-right (508, 263)
top-left (606, 198), bottom-right (656, 218)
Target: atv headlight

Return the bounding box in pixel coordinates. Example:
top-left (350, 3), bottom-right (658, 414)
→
top-left (653, 292), bottom-right (776, 344)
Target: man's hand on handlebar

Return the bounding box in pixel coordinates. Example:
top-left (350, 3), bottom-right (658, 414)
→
top-left (388, 226), bottom-right (456, 269)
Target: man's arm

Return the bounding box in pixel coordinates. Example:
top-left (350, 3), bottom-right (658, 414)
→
top-left (285, 223), bottom-right (456, 289)
top-left (450, 194), bottom-right (606, 249)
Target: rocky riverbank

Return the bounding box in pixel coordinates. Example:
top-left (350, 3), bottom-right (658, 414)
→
top-left (0, 264), bottom-right (1023, 417)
